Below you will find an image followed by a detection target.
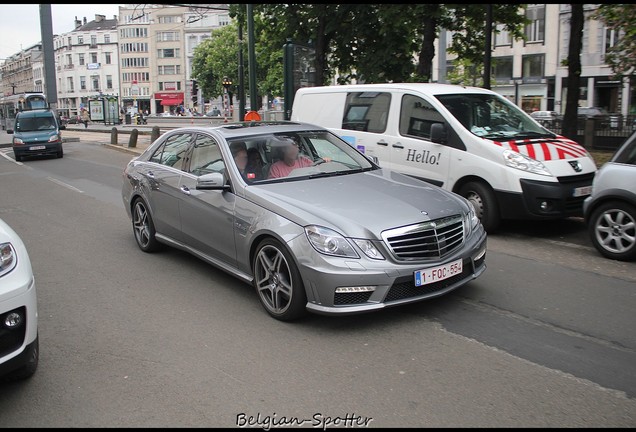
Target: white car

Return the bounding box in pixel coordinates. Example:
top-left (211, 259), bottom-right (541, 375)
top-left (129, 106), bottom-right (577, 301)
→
top-left (583, 132), bottom-right (636, 261)
top-left (0, 217), bottom-right (39, 381)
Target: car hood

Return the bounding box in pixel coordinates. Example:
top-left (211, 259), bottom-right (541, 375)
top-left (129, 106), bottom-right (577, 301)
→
top-left (247, 169), bottom-right (469, 238)
top-left (491, 135), bottom-right (597, 176)
top-left (14, 130), bottom-right (57, 141)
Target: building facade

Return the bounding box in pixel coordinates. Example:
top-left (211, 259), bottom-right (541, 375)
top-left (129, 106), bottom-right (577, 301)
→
top-left (433, 3), bottom-right (634, 116)
top-left (53, 14), bottom-right (120, 118)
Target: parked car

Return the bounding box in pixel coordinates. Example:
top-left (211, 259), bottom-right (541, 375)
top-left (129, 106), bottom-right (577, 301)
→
top-left (7, 108), bottom-right (65, 161)
top-left (121, 121), bottom-right (487, 321)
top-left (529, 110), bottom-right (562, 128)
top-left (0, 217), bottom-right (39, 382)
top-left (578, 107), bottom-right (610, 128)
top-left (583, 131), bottom-right (636, 261)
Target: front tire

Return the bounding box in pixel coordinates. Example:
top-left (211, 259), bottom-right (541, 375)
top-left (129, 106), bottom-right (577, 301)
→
top-left (132, 198), bottom-right (161, 252)
top-left (57, 148), bottom-right (63, 158)
top-left (459, 181), bottom-right (500, 233)
top-left (252, 238), bottom-right (307, 321)
top-left (588, 201), bottom-right (636, 262)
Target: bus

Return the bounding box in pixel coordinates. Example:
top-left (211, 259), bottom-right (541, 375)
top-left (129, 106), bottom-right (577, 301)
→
top-left (0, 92), bottom-right (48, 131)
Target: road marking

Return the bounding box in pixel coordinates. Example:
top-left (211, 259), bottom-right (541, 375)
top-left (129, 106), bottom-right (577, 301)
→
top-left (47, 176), bottom-right (84, 193)
top-left (0, 149), bottom-right (23, 165)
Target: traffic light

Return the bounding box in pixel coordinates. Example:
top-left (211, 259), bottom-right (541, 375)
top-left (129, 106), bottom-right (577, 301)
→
top-left (191, 79), bottom-right (198, 101)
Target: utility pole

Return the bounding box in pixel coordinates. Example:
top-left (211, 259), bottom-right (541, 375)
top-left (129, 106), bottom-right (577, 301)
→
top-left (40, 4), bottom-right (58, 110)
top-left (247, 4), bottom-right (257, 113)
top-left (483, 4), bottom-right (492, 89)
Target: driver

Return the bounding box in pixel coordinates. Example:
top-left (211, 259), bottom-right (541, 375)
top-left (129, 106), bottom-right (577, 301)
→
top-left (267, 136), bottom-right (314, 179)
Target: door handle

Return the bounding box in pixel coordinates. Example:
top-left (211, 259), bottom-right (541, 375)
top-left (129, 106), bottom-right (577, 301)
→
top-left (377, 140), bottom-right (388, 146)
top-left (392, 143), bottom-right (404, 149)
top-left (180, 185), bottom-right (191, 195)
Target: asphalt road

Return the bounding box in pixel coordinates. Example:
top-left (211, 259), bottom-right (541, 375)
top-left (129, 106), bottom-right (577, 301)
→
top-left (0, 137), bottom-right (634, 427)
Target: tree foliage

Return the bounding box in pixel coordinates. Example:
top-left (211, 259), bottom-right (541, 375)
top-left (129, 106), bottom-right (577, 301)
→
top-left (191, 4), bottom-right (529, 99)
top-left (592, 4), bottom-right (636, 79)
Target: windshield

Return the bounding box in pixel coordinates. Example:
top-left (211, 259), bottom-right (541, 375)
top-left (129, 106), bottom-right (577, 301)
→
top-left (15, 116), bottom-right (56, 132)
top-left (436, 93), bottom-right (555, 140)
top-left (227, 130), bottom-right (376, 183)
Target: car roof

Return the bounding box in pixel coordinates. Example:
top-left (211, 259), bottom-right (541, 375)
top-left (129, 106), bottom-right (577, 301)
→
top-left (162, 121), bottom-right (329, 140)
top-left (295, 82), bottom-right (499, 96)
top-left (16, 109), bottom-right (55, 118)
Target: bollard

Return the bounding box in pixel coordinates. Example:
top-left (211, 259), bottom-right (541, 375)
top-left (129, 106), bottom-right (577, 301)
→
top-left (151, 126), bottom-right (160, 143)
top-left (110, 127), bottom-right (118, 145)
top-left (128, 128), bottom-right (138, 148)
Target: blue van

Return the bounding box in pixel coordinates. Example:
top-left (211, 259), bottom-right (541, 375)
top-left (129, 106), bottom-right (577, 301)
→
top-left (7, 109), bottom-right (65, 162)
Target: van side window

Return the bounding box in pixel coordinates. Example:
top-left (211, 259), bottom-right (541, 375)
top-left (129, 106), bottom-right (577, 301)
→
top-left (342, 92), bottom-right (390, 133)
top-left (399, 94), bottom-right (445, 139)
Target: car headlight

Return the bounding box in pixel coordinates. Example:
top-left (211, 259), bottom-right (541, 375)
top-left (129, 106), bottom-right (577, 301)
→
top-left (48, 134), bottom-right (60, 142)
top-left (352, 239), bottom-right (385, 260)
top-left (305, 225), bottom-right (359, 258)
top-left (503, 149), bottom-right (551, 176)
top-left (0, 242), bottom-right (17, 277)
top-left (13, 138), bottom-right (24, 145)
top-left (464, 200), bottom-right (480, 235)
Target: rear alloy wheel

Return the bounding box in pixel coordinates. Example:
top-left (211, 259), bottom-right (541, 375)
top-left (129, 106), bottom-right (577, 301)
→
top-left (252, 238), bottom-right (307, 321)
top-left (588, 201), bottom-right (636, 262)
top-left (132, 198), bottom-right (161, 252)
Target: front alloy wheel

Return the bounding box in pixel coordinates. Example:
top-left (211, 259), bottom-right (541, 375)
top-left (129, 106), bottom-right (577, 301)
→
top-left (589, 201), bottom-right (636, 262)
top-left (253, 238), bottom-right (307, 321)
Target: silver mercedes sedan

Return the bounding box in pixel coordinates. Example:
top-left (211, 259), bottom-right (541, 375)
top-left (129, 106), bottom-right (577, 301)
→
top-left (121, 121), bottom-right (487, 321)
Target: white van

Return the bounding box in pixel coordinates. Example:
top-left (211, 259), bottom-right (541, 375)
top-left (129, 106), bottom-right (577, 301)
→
top-left (291, 83), bottom-right (597, 232)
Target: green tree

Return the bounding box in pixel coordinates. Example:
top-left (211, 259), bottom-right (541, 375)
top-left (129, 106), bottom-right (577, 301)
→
top-left (191, 22), bottom-right (240, 101)
top-left (592, 4), bottom-right (636, 79)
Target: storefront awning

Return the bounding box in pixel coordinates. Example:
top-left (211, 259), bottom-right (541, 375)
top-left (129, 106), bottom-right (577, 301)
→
top-left (160, 97), bottom-right (183, 106)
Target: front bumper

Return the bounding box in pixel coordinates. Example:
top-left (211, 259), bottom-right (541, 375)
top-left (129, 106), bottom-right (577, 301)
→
top-left (289, 226), bottom-right (487, 316)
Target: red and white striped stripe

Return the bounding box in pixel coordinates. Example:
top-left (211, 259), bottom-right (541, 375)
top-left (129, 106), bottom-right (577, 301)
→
top-left (491, 136), bottom-right (587, 161)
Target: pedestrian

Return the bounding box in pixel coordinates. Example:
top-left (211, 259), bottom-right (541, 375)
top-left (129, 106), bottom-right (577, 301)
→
top-left (81, 109), bottom-right (90, 128)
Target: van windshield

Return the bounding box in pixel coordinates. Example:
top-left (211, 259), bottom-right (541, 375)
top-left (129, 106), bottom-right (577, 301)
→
top-left (436, 93), bottom-right (555, 140)
top-left (15, 117), bottom-right (56, 132)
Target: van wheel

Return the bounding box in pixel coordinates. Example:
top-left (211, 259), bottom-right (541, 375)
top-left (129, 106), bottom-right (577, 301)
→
top-left (57, 148), bottom-right (63, 158)
top-left (459, 181), bottom-right (500, 233)
top-left (14, 153), bottom-right (22, 162)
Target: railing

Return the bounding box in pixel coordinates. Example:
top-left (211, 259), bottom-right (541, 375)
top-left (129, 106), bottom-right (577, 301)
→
top-left (536, 115), bottom-right (636, 150)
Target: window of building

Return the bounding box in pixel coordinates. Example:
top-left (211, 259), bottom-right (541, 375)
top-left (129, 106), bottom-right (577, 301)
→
top-left (158, 48), bottom-right (179, 58)
top-left (105, 53), bottom-right (111, 64)
top-left (67, 36), bottom-right (72, 47)
top-left (493, 56), bottom-right (513, 83)
top-left (91, 53), bottom-right (98, 64)
top-left (157, 31), bottom-right (180, 42)
top-left (524, 4), bottom-right (545, 43)
top-left (522, 54), bottom-right (544, 79)
top-left (92, 76), bottom-right (100, 91)
top-left (78, 35), bottom-right (83, 44)
top-left (106, 75), bottom-right (113, 90)
top-left (159, 82), bottom-right (182, 91)
top-left (90, 35), bottom-right (97, 47)
top-left (80, 76), bottom-right (86, 90)
top-left (104, 34), bottom-right (110, 44)
top-left (66, 54), bottom-right (73, 66)
top-left (494, 24), bottom-right (512, 47)
top-left (67, 77), bottom-right (74, 93)
top-left (158, 65), bottom-right (181, 75)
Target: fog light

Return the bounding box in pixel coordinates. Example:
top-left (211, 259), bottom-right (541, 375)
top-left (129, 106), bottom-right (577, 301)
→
top-left (335, 286), bottom-right (376, 293)
top-left (4, 312), bottom-right (23, 328)
top-left (540, 200), bottom-right (551, 211)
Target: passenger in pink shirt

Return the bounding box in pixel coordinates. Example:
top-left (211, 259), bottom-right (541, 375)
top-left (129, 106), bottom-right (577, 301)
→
top-left (268, 138), bottom-right (314, 178)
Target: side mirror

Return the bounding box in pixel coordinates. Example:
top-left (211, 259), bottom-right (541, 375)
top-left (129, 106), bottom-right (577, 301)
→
top-left (430, 123), bottom-right (447, 144)
top-left (59, 125), bottom-right (66, 130)
top-left (196, 172), bottom-right (230, 191)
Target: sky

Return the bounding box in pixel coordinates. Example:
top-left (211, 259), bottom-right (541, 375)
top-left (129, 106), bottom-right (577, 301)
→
top-left (0, 4), bottom-right (122, 60)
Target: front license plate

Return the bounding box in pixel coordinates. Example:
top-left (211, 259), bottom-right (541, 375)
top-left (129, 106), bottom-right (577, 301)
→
top-left (30, 145), bottom-right (46, 151)
top-left (573, 185), bottom-right (592, 197)
top-left (414, 259), bottom-right (463, 287)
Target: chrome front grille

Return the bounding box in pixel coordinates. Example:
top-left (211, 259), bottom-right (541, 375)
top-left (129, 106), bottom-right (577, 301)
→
top-left (382, 215), bottom-right (464, 261)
